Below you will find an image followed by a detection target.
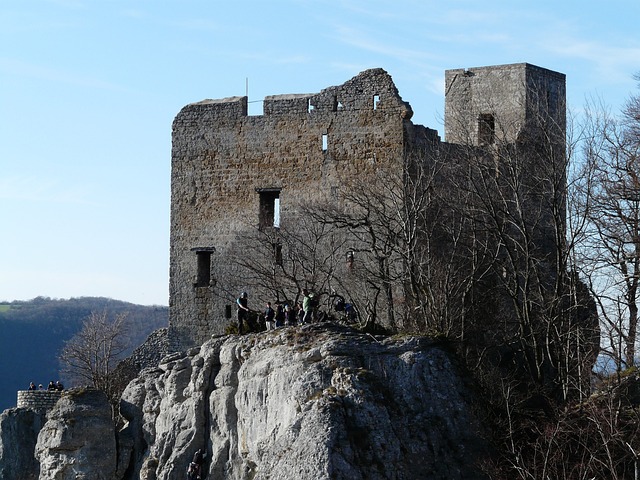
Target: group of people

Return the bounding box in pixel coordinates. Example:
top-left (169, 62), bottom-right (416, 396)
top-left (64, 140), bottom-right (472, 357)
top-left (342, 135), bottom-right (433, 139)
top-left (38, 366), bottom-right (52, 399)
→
top-left (27, 380), bottom-right (64, 391)
top-left (262, 300), bottom-right (301, 331)
top-left (236, 289), bottom-right (318, 334)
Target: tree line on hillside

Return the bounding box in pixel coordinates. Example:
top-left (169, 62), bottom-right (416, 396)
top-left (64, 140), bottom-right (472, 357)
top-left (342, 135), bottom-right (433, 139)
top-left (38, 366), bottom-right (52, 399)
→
top-left (0, 297), bottom-right (167, 413)
top-left (0, 297), bottom-right (167, 348)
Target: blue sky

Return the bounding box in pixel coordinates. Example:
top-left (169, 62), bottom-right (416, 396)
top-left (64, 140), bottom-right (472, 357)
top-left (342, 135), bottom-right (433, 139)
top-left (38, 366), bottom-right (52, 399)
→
top-left (1, 0), bottom-right (639, 306)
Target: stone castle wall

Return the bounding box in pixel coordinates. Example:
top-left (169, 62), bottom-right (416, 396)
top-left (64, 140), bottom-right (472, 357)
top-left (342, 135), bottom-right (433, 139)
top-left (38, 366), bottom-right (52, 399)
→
top-left (168, 63), bottom-right (566, 352)
top-left (168, 69), bottom-right (429, 351)
top-left (17, 390), bottom-right (62, 412)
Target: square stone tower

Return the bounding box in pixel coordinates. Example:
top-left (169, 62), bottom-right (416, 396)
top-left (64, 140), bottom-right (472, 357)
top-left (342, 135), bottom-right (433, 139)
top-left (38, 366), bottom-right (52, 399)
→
top-left (444, 63), bottom-right (565, 146)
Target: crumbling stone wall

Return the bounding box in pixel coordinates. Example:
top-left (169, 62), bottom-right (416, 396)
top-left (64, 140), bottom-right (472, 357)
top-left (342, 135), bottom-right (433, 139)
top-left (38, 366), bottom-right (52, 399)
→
top-left (169, 69), bottom-right (424, 351)
top-left (168, 63), bottom-right (566, 352)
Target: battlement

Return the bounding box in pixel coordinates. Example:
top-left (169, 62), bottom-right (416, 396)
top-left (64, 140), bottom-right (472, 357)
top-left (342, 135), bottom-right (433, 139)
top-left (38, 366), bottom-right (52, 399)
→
top-left (174, 68), bottom-right (413, 127)
top-left (263, 93), bottom-right (312, 115)
top-left (17, 390), bottom-right (62, 412)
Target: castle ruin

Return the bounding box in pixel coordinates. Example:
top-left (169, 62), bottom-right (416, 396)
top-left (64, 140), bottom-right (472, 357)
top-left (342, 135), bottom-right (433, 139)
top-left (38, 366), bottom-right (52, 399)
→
top-left (168, 63), bottom-right (566, 352)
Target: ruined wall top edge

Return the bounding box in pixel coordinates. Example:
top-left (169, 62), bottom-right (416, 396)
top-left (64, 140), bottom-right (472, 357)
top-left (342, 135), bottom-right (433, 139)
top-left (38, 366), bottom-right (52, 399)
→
top-left (174, 67), bottom-right (413, 121)
top-left (190, 96), bottom-right (246, 105)
top-left (264, 93), bottom-right (314, 101)
top-left (446, 62), bottom-right (565, 81)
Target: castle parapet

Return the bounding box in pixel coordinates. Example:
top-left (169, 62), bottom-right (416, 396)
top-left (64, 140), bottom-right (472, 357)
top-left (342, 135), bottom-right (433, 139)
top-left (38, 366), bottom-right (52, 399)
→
top-left (17, 390), bottom-right (63, 412)
top-left (264, 94), bottom-right (312, 115)
top-left (175, 96), bottom-right (248, 123)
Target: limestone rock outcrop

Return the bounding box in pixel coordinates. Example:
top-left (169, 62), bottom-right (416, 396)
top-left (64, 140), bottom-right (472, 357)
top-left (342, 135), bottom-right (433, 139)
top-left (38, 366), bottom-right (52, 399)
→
top-left (35, 388), bottom-right (117, 480)
top-left (120, 324), bottom-right (486, 479)
top-left (0, 407), bottom-right (45, 480)
top-left (0, 324), bottom-right (487, 479)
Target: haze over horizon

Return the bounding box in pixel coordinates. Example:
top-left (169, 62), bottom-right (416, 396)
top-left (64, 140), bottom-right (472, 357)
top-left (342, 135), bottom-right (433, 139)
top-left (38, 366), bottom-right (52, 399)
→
top-left (2, 1), bottom-right (639, 306)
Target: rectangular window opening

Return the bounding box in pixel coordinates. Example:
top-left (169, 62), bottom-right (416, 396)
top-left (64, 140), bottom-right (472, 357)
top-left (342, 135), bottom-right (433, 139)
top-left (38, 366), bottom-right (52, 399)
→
top-left (273, 242), bottom-right (283, 265)
top-left (478, 114), bottom-right (495, 145)
top-left (308, 99), bottom-right (315, 113)
top-left (322, 133), bottom-right (328, 152)
top-left (274, 197), bottom-right (280, 228)
top-left (258, 189), bottom-right (281, 229)
top-left (192, 248), bottom-right (214, 287)
top-left (373, 94), bottom-right (380, 110)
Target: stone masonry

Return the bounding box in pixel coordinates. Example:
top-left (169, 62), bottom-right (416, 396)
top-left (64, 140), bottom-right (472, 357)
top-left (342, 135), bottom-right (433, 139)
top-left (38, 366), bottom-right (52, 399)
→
top-left (444, 63), bottom-right (566, 145)
top-left (168, 63), bottom-right (566, 352)
top-left (17, 390), bottom-right (62, 413)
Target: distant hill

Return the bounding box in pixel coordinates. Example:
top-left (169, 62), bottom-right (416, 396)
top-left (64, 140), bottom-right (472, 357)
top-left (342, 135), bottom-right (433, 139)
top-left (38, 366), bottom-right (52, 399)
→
top-left (0, 297), bottom-right (168, 412)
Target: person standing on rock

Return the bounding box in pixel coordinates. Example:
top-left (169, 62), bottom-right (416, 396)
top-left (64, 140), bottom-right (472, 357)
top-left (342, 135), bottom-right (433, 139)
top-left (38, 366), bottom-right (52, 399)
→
top-left (187, 448), bottom-right (205, 480)
top-left (283, 303), bottom-right (293, 326)
top-left (302, 289), bottom-right (315, 324)
top-left (237, 292), bottom-right (250, 334)
top-left (275, 302), bottom-right (285, 327)
top-left (295, 301), bottom-right (304, 324)
top-left (264, 302), bottom-right (275, 330)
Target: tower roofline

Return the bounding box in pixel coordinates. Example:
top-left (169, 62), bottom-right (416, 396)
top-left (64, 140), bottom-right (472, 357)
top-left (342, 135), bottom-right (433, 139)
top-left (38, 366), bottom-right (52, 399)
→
top-left (446, 62), bottom-right (565, 81)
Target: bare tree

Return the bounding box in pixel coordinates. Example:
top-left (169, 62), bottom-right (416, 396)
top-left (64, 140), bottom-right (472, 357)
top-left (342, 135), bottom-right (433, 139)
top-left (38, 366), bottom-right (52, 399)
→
top-left (306, 169), bottom-right (408, 330)
top-left (479, 79), bottom-right (640, 480)
top-left (222, 152), bottom-right (450, 332)
top-left (576, 88), bottom-right (640, 370)
top-left (490, 375), bottom-right (640, 480)
top-left (223, 211), bottom-right (351, 318)
top-left (296, 146), bottom-right (478, 333)
top-left (59, 310), bottom-right (130, 405)
top-left (441, 92), bottom-right (569, 396)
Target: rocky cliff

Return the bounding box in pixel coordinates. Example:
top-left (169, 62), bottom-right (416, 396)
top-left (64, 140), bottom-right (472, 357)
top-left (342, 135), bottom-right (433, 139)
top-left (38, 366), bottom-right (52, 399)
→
top-left (1, 324), bottom-right (487, 479)
top-left (0, 408), bottom-right (43, 480)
